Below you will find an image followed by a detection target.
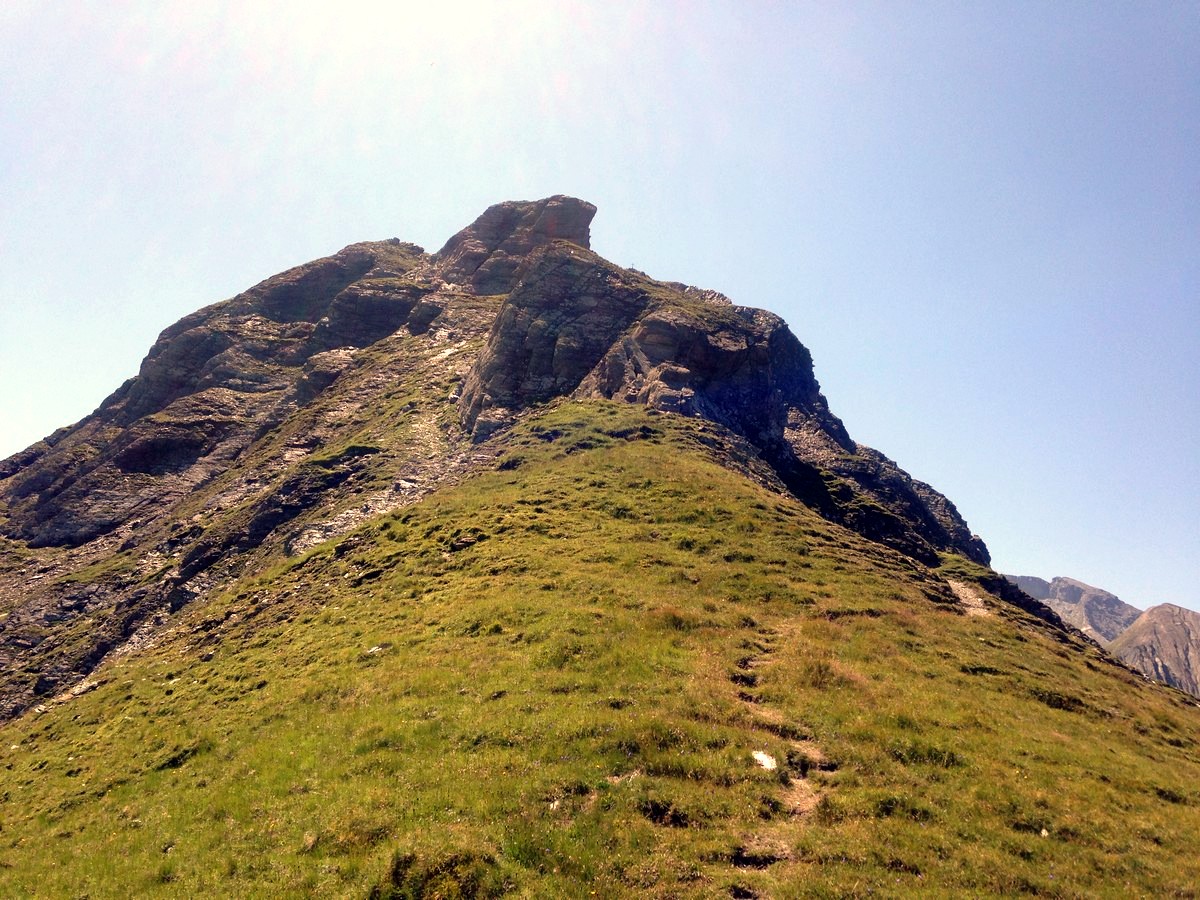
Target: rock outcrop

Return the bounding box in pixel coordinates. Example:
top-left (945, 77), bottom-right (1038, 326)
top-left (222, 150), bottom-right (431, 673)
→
top-left (434, 195), bottom-right (596, 294)
top-left (1, 240), bottom-right (433, 549)
top-left (0, 196), bottom-right (994, 718)
top-left (458, 239), bottom-right (988, 567)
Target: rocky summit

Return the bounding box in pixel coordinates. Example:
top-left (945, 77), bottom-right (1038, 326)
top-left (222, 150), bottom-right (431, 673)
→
top-left (1, 196), bottom-right (993, 720)
top-left (1, 198), bottom-right (1199, 897)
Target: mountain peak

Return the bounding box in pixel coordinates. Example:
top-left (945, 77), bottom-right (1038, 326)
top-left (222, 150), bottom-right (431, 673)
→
top-left (3, 200), bottom-right (1200, 895)
top-left (1110, 602), bottom-right (1200, 695)
top-left (1007, 572), bottom-right (1200, 697)
top-left (0, 198), bottom-right (996, 718)
top-left (435, 195), bottom-right (597, 294)
top-left (1006, 574), bottom-right (1140, 644)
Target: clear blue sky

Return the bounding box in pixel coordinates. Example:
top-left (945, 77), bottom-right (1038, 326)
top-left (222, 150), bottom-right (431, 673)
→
top-left (1, 2), bottom-right (1196, 610)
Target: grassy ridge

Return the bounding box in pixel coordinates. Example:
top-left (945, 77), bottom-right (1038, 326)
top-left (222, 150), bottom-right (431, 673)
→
top-left (1, 402), bottom-right (1198, 897)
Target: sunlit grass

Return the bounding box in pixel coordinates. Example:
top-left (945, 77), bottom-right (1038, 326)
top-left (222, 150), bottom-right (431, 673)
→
top-left (1, 402), bottom-right (1197, 896)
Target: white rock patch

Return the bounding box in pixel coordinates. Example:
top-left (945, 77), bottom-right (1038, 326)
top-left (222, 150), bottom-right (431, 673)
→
top-left (752, 750), bottom-right (777, 770)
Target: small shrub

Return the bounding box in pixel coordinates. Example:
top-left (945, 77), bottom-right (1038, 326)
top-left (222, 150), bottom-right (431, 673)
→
top-left (1031, 688), bottom-right (1084, 713)
top-left (1154, 785), bottom-right (1188, 805)
top-left (874, 794), bottom-right (933, 822)
top-left (814, 795), bottom-right (847, 825)
top-left (369, 848), bottom-right (508, 899)
top-left (889, 740), bottom-right (963, 769)
top-left (800, 657), bottom-right (856, 689)
top-left (723, 551), bottom-right (755, 563)
top-left (961, 664), bottom-right (1003, 676)
top-left (638, 796), bottom-right (690, 827)
top-left (654, 606), bottom-right (699, 631)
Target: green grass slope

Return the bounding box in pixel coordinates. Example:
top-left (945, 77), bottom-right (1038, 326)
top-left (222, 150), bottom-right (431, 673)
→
top-left (2, 402), bottom-right (1198, 897)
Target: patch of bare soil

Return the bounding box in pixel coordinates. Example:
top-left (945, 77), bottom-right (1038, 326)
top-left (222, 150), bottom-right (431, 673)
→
top-left (947, 579), bottom-right (994, 617)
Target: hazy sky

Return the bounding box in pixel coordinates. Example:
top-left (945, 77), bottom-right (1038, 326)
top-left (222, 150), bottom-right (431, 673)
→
top-left (1, 2), bottom-right (1196, 610)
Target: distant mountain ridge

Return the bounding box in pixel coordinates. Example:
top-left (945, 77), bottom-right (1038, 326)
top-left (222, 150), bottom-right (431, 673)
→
top-left (1007, 575), bottom-right (1141, 644)
top-left (1111, 604), bottom-right (1200, 697)
top-left (1007, 573), bottom-right (1200, 697)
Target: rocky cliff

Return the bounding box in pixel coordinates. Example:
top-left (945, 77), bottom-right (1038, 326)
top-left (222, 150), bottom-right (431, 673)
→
top-left (1110, 604), bottom-right (1200, 697)
top-left (1008, 575), bottom-right (1141, 644)
top-left (3, 196), bottom-right (993, 718)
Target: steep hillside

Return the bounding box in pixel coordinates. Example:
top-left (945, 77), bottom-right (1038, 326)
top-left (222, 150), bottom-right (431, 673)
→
top-left (0, 197), bottom-right (990, 721)
top-left (1008, 575), bottom-right (1141, 644)
top-left (1110, 604), bottom-right (1200, 697)
top-left (2, 404), bottom-right (1199, 897)
top-left (1, 197), bottom-right (1198, 896)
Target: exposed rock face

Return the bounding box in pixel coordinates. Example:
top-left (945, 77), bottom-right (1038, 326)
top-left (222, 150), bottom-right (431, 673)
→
top-left (1009, 575), bottom-right (1052, 601)
top-left (1, 240), bottom-right (430, 549)
top-left (458, 243), bottom-right (650, 438)
top-left (1007, 575), bottom-right (1141, 644)
top-left (434, 195), bottom-right (596, 294)
top-left (0, 195), bottom-right (994, 719)
top-left (458, 240), bottom-right (988, 567)
top-left (1110, 604), bottom-right (1200, 696)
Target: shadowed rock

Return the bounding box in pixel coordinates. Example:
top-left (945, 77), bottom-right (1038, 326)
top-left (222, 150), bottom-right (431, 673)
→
top-left (458, 230), bottom-right (988, 566)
